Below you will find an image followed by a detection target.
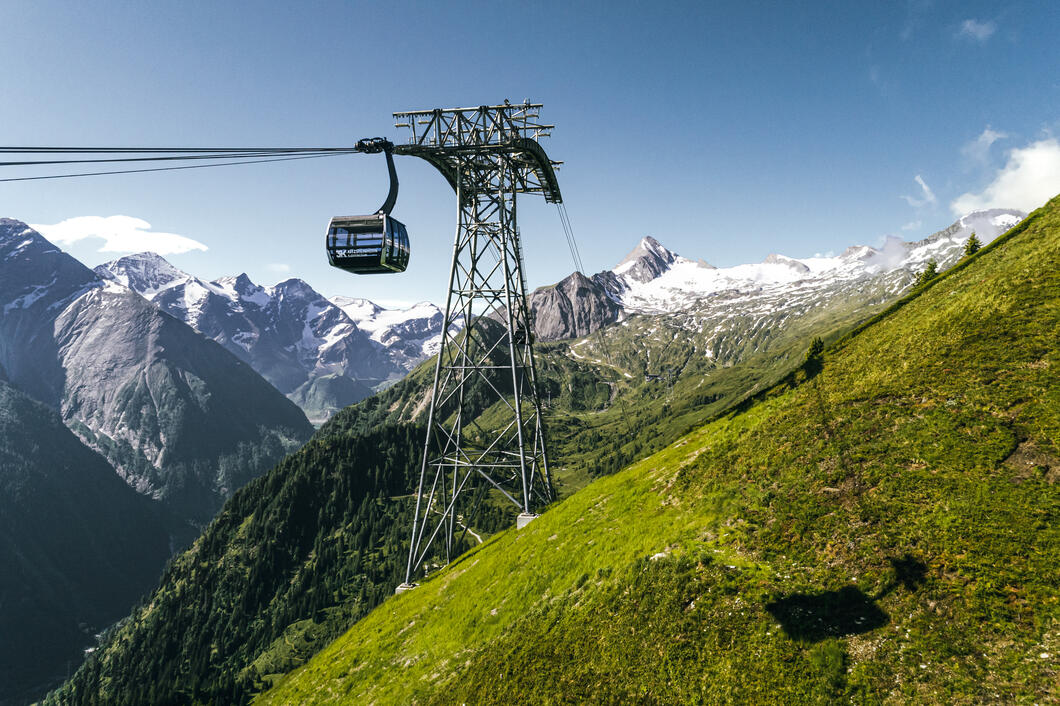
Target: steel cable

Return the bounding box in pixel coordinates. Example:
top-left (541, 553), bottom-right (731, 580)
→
top-left (554, 203), bottom-right (636, 442)
top-left (0, 151), bottom-right (356, 183)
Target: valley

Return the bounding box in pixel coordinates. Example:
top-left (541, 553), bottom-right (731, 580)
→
top-left (30, 203), bottom-right (1048, 705)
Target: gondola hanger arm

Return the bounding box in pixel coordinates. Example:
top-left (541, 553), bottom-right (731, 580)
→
top-left (354, 137), bottom-right (398, 216)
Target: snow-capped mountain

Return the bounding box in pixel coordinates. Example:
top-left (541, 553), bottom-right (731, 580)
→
top-left (0, 219), bottom-right (312, 523)
top-left (529, 209), bottom-right (1024, 343)
top-left (98, 254), bottom-right (398, 388)
top-left (331, 296), bottom-right (462, 369)
top-left (77, 208), bottom-right (1026, 425)
top-left (98, 256), bottom-right (457, 422)
top-left (616, 209), bottom-right (1022, 314)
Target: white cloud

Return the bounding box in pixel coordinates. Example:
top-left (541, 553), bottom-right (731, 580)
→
top-left (901, 220), bottom-right (922, 231)
top-left (266, 263), bottom-right (291, 273)
top-left (961, 127), bottom-right (1007, 163)
top-left (958, 19), bottom-right (996, 42)
top-left (29, 215), bottom-right (207, 255)
top-left (901, 174), bottom-right (937, 207)
top-left (952, 137), bottom-right (1060, 215)
top-left (865, 235), bottom-right (909, 271)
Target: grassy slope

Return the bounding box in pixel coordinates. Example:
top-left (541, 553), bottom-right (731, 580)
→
top-left (260, 197), bottom-right (1060, 704)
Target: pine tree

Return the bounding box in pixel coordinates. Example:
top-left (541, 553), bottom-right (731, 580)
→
top-left (803, 336), bottom-right (825, 377)
top-left (915, 258), bottom-right (939, 287)
top-left (963, 232), bottom-right (982, 257)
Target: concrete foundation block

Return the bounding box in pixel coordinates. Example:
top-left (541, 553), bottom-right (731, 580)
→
top-left (516, 512), bottom-right (538, 529)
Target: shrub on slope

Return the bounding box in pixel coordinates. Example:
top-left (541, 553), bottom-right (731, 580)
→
top-left (259, 196), bottom-right (1060, 704)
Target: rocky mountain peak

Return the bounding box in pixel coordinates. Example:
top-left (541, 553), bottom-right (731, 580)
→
top-left (762, 253), bottom-right (811, 273)
top-left (916, 208), bottom-right (1025, 247)
top-left (614, 236), bottom-right (682, 284)
top-left (2, 218), bottom-right (66, 262)
top-left (1, 221), bottom-right (101, 325)
top-left (528, 270), bottom-right (623, 342)
top-left (231, 273), bottom-right (265, 301)
top-left (233, 272), bottom-right (255, 289)
top-left (0, 217), bottom-right (38, 241)
top-left (331, 296), bottom-right (384, 319)
top-left (96, 252), bottom-right (190, 294)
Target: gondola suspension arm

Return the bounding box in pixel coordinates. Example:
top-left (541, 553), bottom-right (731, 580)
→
top-left (353, 137), bottom-right (398, 216)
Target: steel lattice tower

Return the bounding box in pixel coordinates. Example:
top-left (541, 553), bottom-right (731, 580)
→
top-left (392, 103), bottom-right (563, 587)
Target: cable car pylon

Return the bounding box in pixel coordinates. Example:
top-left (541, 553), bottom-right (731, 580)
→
top-left (389, 102), bottom-right (563, 590)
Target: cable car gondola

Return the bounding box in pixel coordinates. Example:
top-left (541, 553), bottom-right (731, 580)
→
top-left (326, 138), bottom-right (410, 274)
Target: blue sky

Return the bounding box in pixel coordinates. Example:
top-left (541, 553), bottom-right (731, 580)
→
top-left (1, 1), bottom-right (1057, 307)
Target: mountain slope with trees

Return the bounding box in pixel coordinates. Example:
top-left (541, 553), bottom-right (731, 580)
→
top-left (0, 381), bottom-right (172, 705)
top-left (259, 196), bottom-right (1059, 704)
top-left (43, 421), bottom-right (426, 705)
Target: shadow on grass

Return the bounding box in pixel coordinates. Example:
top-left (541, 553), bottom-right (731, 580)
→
top-left (766, 555), bottom-right (927, 642)
top-left (765, 586), bottom-right (888, 642)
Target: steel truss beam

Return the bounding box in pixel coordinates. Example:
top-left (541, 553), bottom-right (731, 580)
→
top-left (398, 103), bottom-right (559, 585)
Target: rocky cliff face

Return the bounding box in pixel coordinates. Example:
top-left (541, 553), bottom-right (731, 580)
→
top-left (0, 220), bottom-right (313, 524)
top-left (97, 256), bottom-right (420, 423)
top-left (527, 271), bottom-right (622, 341)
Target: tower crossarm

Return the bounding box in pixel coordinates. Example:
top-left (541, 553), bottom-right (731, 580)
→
top-left (392, 102), bottom-right (563, 203)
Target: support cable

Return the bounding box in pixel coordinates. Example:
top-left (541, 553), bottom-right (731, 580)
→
top-left (0, 146), bottom-right (361, 154)
top-left (0, 151), bottom-right (356, 183)
top-left (0, 150), bottom-right (351, 167)
top-left (554, 204), bottom-right (636, 443)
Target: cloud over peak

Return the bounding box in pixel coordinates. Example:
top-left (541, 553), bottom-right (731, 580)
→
top-left (951, 138), bottom-right (1060, 216)
top-left (28, 216), bottom-right (208, 255)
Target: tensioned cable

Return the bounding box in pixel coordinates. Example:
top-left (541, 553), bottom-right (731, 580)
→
top-left (554, 203), bottom-right (636, 440)
top-left (0, 151), bottom-right (356, 183)
top-left (557, 203), bottom-right (585, 275)
top-left (0, 146), bottom-right (360, 154)
top-left (0, 145), bottom-right (363, 180)
top-left (0, 151), bottom-right (351, 167)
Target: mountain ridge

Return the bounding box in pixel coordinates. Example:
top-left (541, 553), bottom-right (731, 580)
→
top-left (525, 208), bottom-right (1023, 342)
top-left (0, 220), bottom-right (313, 523)
top-left (97, 256), bottom-right (457, 422)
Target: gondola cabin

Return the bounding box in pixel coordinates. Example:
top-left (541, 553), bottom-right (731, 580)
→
top-left (326, 213), bottom-right (410, 274)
